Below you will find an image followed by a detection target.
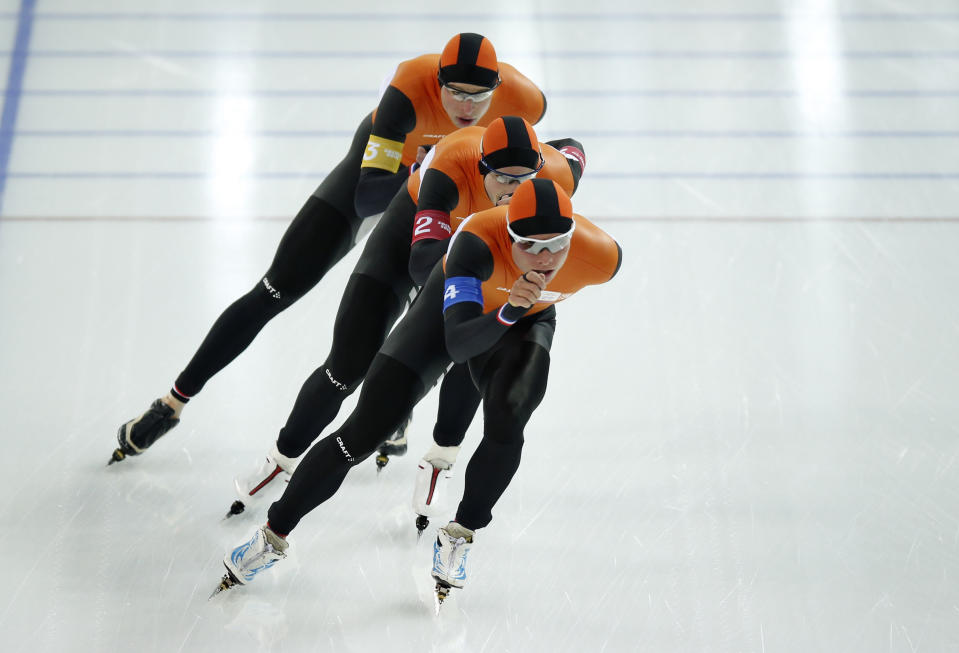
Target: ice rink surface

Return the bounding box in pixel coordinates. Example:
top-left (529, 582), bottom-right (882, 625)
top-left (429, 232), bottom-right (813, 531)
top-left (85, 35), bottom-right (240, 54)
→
top-left (1, 1), bottom-right (958, 651)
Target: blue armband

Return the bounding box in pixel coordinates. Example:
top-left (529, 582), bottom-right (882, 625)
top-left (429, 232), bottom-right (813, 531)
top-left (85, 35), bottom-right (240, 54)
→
top-left (443, 276), bottom-right (483, 312)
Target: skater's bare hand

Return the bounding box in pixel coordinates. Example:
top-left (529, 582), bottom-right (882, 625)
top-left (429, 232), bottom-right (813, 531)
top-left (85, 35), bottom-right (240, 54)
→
top-left (508, 271), bottom-right (546, 308)
top-left (416, 146), bottom-right (429, 165)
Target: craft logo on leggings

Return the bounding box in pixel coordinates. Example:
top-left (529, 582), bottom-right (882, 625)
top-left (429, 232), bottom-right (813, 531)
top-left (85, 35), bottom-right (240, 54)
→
top-left (325, 368), bottom-right (348, 392)
top-left (261, 277), bottom-right (281, 300)
top-left (335, 436), bottom-right (354, 462)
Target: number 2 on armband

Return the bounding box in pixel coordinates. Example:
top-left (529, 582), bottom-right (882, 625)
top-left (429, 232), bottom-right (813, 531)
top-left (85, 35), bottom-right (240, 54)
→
top-left (414, 215), bottom-right (433, 236)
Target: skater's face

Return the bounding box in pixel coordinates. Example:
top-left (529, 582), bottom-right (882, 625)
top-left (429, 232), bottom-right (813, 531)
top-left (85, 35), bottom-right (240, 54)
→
top-left (483, 165), bottom-right (540, 206)
top-left (510, 231), bottom-right (572, 285)
top-left (441, 82), bottom-right (495, 128)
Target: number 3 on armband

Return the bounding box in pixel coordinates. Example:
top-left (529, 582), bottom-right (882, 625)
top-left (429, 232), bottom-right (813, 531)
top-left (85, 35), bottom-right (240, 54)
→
top-left (363, 141), bottom-right (380, 161)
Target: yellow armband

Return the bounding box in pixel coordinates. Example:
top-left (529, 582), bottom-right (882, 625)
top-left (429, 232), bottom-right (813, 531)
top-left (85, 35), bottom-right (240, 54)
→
top-left (360, 134), bottom-right (405, 173)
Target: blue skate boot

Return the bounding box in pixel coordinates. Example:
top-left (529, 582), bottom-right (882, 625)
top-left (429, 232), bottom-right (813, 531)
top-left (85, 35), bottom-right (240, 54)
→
top-left (431, 522), bottom-right (473, 609)
top-left (210, 525), bottom-right (288, 598)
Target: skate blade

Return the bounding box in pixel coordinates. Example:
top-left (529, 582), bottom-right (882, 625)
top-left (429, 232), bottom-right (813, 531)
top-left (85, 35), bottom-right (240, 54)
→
top-left (415, 514), bottom-right (429, 539)
top-left (222, 500), bottom-right (246, 521)
top-left (208, 571), bottom-right (240, 600)
top-left (107, 448), bottom-right (126, 466)
top-left (433, 581), bottom-right (452, 614)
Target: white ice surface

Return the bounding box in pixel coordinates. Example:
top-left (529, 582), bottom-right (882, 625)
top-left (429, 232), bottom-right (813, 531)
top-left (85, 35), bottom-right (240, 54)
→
top-left (1, 2), bottom-right (958, 652)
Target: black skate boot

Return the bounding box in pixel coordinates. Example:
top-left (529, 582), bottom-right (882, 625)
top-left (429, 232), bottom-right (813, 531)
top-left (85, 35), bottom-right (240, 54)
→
top-left (109, 399), bottom-right (180, 465)
top-left (375, 413), bottom-right (411, 472)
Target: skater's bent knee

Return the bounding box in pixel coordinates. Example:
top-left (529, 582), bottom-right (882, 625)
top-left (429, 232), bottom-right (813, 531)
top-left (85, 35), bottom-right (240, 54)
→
top-left (246, 275), bottom-right (306, 312)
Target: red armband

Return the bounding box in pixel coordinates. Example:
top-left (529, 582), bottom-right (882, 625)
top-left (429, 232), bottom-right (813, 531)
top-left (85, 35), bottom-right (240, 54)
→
top-left (559, 145), bottom-right (586, 171)
top-left (411, 210), bottom-right (453, 243)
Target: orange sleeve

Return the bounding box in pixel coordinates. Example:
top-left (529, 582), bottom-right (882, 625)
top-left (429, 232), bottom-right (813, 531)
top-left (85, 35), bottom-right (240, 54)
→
top-left (368, 56), bottom-right (446, 169)
top-left (538, 145), bottom-right (577, 198)
top-left (565, 216), bottom-right (623, 286)
top-left (426, 129), bottom-right (483, 182)
top-left (485, 62), bottom-right (547, 125)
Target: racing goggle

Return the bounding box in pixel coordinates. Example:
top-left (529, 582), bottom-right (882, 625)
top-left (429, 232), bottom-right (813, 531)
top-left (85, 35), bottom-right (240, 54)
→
top-left (442, 80), bottom-right (500, 102)
top-left (480, 155), bottom-right (545, 185)
top-left (506, 220), bottom-right (576, 255)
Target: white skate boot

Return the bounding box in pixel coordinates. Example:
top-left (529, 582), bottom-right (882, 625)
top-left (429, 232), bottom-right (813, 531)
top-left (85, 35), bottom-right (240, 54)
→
top-left (226, 444), bottom-right (299, 518)
top-left (411, 443), bottom-right (460, 536)
top-left (210, 525), bottom-right (288, 598)
top-left (432, 522), bottom-right (474, 608)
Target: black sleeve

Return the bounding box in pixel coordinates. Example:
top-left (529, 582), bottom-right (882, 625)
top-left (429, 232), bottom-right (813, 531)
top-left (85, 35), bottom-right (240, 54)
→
top-left (369, 85), bottom-right (417, 141)
top-left (443, 233), bottom-right (530, 363)
top-left (409, 240), bottom-right (450, 287)
top-left (408, 168), bottom-right (461, 285)
top-left (612, 241), bottom-right (624, 279)
top-left (544, 137), bottom-right (585, 194)
top-left (416, 167), bottom-right (460, 212)
top-left (355, 168), bottom-right (410, 217)
top-left (354, 86), bottom-right (418, 217)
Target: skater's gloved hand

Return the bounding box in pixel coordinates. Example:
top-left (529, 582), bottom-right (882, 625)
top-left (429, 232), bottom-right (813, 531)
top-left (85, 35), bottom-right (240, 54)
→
top-left (508, 271), bottom-right (546, 308)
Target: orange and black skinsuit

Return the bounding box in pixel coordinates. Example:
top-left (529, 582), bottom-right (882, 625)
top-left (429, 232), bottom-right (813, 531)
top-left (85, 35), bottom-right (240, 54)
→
top-left (166, 34), bottom-right (545, 406)
top-left (355, 51), bottom-right (545, 216)
top-left (267, 179), bottom-right (622, 537)
top-left (273, 117), bottom-right (585, 462)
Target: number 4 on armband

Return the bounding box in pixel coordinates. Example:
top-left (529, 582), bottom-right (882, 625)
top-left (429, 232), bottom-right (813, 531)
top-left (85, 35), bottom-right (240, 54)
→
top-left (444, 284), bottom-right (459, 301)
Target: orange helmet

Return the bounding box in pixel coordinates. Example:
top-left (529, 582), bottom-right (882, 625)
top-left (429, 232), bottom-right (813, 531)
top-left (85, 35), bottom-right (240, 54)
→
top-left (480, 116), bottom-right (543, 172)
top-left (438, 33), bottom-right (500, 89)
top-left (506, 179), bottom-right (575, 237)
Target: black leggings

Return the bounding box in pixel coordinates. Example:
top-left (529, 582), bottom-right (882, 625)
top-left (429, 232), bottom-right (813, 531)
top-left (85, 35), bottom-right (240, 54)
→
top-left (274, 273), bottom-right (406, 457)
top-left (267, 265), bottom-right (553, 535)
top-left (173, 113), bottom-right (406, 398)
top-left (456, 340), bottom-right (550, 530)
top-left (267, 355), bottom-right (430, 534)
top-left (433, 363), bottom-right (482, 448)
top-left (273, 189), bottom-right (481, 458)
